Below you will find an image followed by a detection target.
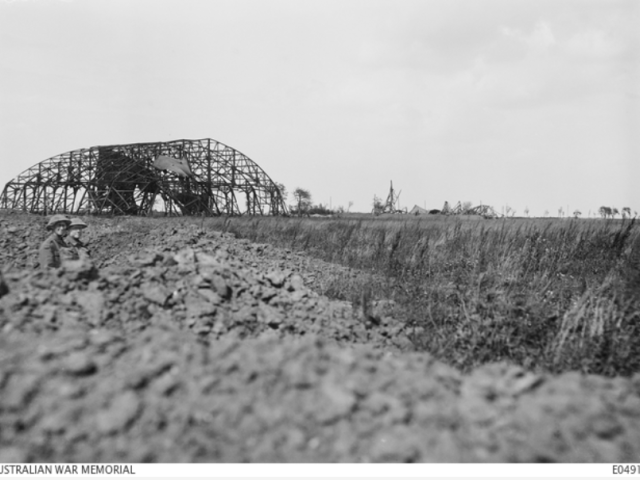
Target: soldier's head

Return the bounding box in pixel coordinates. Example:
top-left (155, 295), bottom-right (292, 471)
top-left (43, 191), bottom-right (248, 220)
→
top-left (46, 214), bottom-right (71, 236)
top-left (68, 218), bottom-right (87, 239)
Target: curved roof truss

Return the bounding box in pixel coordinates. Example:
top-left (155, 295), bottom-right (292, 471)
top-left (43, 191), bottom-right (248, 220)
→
top-left (0, 138), bottom-right (288, 216)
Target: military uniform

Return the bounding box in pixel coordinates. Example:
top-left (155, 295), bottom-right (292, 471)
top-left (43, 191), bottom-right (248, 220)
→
top-left (67, 237), bottom-right (90, 260)
top-left (39, 233), bottom-right (73, 269)
top-left (38, 214), bottom-right (73, 269)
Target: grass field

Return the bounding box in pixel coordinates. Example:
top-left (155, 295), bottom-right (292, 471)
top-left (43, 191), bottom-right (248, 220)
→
top-left (201, 213), bottom-right (640, 376)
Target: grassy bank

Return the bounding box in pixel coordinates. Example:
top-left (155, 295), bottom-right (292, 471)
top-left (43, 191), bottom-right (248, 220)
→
top-left (203, 214), bottom-right (640, 376)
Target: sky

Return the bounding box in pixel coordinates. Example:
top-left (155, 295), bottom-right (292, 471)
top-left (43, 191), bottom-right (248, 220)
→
top-left (0, 0), bottom-right (638, 217)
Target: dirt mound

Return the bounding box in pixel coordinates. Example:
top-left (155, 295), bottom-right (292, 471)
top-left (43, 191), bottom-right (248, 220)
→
top-left (0, 231), bottom-right (408, 349)
top-left (1, 215), bottom-right (640, 462)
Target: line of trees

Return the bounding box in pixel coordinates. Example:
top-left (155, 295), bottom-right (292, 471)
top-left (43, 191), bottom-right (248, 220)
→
top-left (599, 206), bottom-right (635, 219)
top-left (279, 185), bottom-right (348, 216)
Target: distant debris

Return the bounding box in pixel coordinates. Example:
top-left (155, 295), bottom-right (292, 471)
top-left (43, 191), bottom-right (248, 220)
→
top-left (378, 186), bottom-right (501, 218)
top-left (373, 181), bottom-right (407, 215)
top-left (467, 204), bottom-right (501, 218)
top-left (412, 201), bottom-right (501, 218)
top-left (409, 205), bottom-right (429, 215)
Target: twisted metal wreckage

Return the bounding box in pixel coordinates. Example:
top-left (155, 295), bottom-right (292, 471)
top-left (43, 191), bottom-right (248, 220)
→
top-left (0, 138), bottom-right (288, 216)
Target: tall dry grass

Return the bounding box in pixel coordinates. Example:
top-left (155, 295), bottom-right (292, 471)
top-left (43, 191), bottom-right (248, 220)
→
top-left (204, 214), bottom-right (640, 376)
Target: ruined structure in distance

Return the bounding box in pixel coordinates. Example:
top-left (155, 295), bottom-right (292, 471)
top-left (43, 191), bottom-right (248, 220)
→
top-left (0, 138), bottom-right (288, 216)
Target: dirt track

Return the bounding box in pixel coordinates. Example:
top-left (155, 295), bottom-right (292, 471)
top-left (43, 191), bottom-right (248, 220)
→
top-left (1, 216), bottom-right (640, 462)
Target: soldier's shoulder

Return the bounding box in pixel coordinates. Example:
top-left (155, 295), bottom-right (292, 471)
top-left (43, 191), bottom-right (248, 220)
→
top-left (40, 234), bottom-right (54, 246)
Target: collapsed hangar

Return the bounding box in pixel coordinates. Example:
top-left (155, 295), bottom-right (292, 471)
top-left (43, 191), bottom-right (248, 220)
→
top-left (0, 138), bottom-right (288, 216)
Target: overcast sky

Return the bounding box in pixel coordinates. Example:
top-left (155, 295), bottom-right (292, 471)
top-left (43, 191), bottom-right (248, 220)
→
top-left (1, 0), bottom-right (638, 216)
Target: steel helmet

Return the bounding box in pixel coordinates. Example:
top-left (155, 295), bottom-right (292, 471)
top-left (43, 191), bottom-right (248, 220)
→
top-left (68, 218), bottom-right (88, 230)
top-left (45, 214), bottom-right (71, 231)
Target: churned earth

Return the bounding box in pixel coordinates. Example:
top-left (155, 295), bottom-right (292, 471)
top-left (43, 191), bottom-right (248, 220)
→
top-left (1, 213), bottom-right (640, 462)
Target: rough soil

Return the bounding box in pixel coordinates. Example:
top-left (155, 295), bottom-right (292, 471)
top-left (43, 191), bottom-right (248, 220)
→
top-left (1, 213), bottom-right (640, 462)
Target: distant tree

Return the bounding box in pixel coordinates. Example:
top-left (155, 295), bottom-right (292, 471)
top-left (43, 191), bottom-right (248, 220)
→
top-left (612, 208), bottom-right (620, 218)
top-left (558, 207), bottom-right (564, 218)
top-left (348, 201), bottom-right (353, 213)
top-left (276, 182), bottom-right (287, 202)
top-left (462, 201), bottom-right (473, 213)
top-left (599, 206), bottom-right (612, 218)
top-left (505, 205), bottom-right (515, 217)
top-left (524, 206), bottom-right (530, 217)
top-left (293, 188), bottom-right (312, 215)
top-left (544, 210), bottom-right (549, 217)
top-left (622, 207), bottom-right (631, 219)
top-left (573, 210), bottom-right (581, 218)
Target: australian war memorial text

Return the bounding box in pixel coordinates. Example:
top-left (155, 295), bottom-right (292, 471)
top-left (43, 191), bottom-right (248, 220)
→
top-left (1, 465), bottom-right (53, 475)
top-left (0, 464), bottom-right (136, 475)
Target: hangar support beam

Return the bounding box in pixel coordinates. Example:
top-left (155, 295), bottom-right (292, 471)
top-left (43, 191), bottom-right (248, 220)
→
top-left (0, 138), bottom-right (288, 216)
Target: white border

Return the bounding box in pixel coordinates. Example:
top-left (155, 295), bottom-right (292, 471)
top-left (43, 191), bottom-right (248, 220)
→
top-left (0, 463), bottom-right (631, 478)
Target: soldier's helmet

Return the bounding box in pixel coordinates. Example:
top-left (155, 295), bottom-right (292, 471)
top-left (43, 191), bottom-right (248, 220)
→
top-left (46, 214), bottom-right (71, 231)
top-left (68, 218), bottom-right (88, 230)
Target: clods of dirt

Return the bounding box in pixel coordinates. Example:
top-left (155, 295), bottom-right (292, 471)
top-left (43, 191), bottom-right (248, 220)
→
top-left (1, 215), bottom-right (640, 462)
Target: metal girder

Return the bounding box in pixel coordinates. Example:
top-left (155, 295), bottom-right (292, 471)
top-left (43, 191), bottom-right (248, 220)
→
top-left (0, 138), bottom-right (288, 216)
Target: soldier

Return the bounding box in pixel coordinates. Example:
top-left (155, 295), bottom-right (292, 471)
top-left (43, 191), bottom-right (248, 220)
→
top-left (38, 214), bottom-right (72, 269)
top-left (67, 218), bottom-right (90, 260)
